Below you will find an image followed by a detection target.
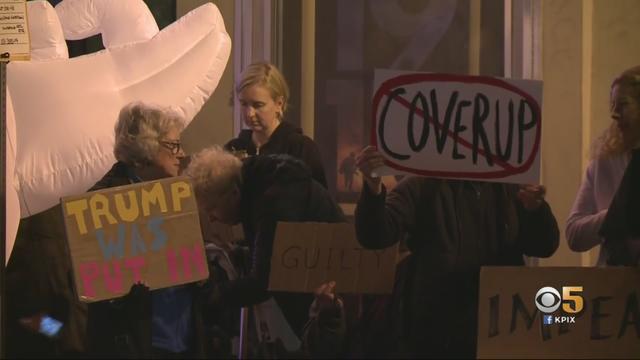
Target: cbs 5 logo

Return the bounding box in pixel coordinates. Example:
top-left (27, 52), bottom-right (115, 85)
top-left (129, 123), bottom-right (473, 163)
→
top-left (535, 286), bottom-right (584, 314)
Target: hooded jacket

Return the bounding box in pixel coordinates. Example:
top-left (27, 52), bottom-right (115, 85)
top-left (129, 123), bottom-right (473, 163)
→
top-left (212, 154), bottom-right (345, 339)
top-left (225, 121), bottom-right (328, 188)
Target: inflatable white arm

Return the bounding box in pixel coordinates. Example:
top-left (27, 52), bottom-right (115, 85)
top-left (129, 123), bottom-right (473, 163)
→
top-left (5, 0), bottom-right (68, 263)
top-left (7, 1), bottom-right (231, 221)
top-left (55, 0), bottom-right (159, 48)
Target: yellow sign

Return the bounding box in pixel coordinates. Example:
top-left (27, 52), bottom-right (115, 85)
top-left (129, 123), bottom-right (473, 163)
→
top-left (0, 0), bottom-right (29, 61)
top-left (62, 177), bottom-right (208, 303)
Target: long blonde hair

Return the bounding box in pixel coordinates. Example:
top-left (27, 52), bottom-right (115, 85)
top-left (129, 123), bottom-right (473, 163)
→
top-left (592, 65), bottom-right (640, 159)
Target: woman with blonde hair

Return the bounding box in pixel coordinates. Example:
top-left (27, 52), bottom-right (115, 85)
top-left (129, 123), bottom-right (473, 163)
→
top-left (567, 65), bottom-right (640, 265)
top-left (225, 62), bottom-right (327, 188)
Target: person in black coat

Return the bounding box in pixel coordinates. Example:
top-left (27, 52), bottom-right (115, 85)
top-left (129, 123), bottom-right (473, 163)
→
top-left (600, 148), bottom-right (640, 265)
top-left (225, 62), bottom-right (327, 188)
top-left (354, 146), bottom-right (560, 358)
top-left (185, 146), bottom-right (345, 356)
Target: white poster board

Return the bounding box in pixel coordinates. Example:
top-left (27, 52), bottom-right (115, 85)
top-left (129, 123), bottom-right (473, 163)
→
top-left (372, 69), bottom-right (542, 184)
top-left (0, 0), bottom-right (29, 61)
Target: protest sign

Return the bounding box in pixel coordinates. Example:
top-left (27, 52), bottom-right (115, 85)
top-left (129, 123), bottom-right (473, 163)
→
top-left (372, 69), bottom-right (542, 184)
top-left (62, 177), bottom-right (208, 303)
top-left (477, 266), bottom-right (640, 359)
top-left (268, 222), bottom-right (397, 294)
top-left (0, 0), bottom-right (29, 61)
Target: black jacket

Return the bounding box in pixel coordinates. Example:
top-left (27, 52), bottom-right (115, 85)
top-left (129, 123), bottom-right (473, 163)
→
top-left (225, 121), bottom-right (328, 188)
top-left (355, 177), bottom-right (559, 358)
top-left (86, 162), bottom-right (210, 358)
top-left (212, 154), bottom-right (345, 340)
top-left (6, 205), bottom-right (89, 358)
top-left (600, 149), bottom-right (640, 265)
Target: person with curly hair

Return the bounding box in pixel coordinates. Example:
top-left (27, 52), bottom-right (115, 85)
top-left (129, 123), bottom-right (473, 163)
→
top-left (567, 65), bottom-right (640, 265)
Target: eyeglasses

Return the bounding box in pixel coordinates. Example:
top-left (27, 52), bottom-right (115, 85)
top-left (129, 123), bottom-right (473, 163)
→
top-left (160, 140), bottom-right (182, 155)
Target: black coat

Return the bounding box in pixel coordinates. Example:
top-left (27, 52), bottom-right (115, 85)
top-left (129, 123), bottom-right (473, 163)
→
top-left (225, 121), bottom-right (328, 188)
top-left (600, 148), bottom-right (640, 265)
top-left (6, 205), bottom-right (89, 358)
top-left (355, 178), bottom-right (560, 358)
top-left (212, 154), bottom-right (345, 338)
top-left (85, 162), bottom-right (210, 358)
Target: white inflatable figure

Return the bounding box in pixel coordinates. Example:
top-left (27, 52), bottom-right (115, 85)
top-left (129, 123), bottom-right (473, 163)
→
top-left (55, 0), bottom-right (159, 48)
top-left (5, 0), bottom-right (231, 263)
top-left (5, 92), bottom-right (19, 265)
top-left (5, 0), bottom-right (68, 263)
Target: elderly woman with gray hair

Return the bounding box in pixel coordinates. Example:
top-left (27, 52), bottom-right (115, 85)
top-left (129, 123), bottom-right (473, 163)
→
top-left (186, 146), bottom-right (346, 357)
top-left (86, 102), bottom-right (212, 359)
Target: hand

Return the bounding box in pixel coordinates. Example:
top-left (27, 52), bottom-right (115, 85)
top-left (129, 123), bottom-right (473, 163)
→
top-left (313, 281), bottom-right (343, 314)
top-left (18, 313), bottom-right (44, 333)
top-left (355, 146), bottom-right (385, 194)
top-left (517, 184), bottom-right (546, 211)
top-left (124, 281), bottom-right (151, 317)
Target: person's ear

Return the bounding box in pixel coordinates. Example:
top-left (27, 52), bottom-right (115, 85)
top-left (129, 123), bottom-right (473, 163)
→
top-left (231, 184), bottom-right (241, 198)
top-left (275, 96), bottom-right (284, 117)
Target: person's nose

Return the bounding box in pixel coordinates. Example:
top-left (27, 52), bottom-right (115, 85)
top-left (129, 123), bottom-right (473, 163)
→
top-left (176, 146), bottom-right (186, 158)
top-left (243, 105), bottom-right (255, 119)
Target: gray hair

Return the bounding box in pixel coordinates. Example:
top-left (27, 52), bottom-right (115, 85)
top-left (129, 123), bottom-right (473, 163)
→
top-left (113, 102), bottom-right (185, 166)
top-left (185, 146), bottom-right (243, 209)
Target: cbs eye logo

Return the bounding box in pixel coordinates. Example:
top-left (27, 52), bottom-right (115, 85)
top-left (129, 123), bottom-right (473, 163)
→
top-left (535, 286), bottom-right (584, 314)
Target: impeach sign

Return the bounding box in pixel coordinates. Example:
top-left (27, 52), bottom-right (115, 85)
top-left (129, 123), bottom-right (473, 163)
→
top-left (268, 222), bottom-right (398, 294)
top-left (62, 177), bottom-right (208, 303)
top-left (372, 69), bottom-right (542, 184)
top-left (477, 267), bottom-right (640, 359)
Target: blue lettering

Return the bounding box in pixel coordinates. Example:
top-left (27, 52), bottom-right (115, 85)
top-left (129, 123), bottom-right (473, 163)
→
top-left (96, 225), bottom-right (125, 260)
top-left (149, 217), bottom-right (168, 251)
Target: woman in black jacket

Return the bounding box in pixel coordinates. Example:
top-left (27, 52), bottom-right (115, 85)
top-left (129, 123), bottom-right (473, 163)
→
top-left (225, 62), bottom-right (327, 188)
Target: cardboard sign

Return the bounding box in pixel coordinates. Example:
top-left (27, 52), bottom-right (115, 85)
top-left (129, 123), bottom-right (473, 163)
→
top-left (372, 69), bottom-right (542, 184)
top-left (0, 0), bottom-right (29, 61)
top-left (477, 267), bottom-right (640, 359)
top-left (268, 222), bottom-right (398, 294)
top-left (62, 177), bottom-right (208, 303)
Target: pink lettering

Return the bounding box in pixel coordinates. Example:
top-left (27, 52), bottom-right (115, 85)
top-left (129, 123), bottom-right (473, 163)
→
top-left (102, 261), bottom-right (123, 294)
top-left (180, 244), bottom-right (208, 279)
top-left (79, 262), bottom-right (99, 298)
top-left (166, 248), bottom-right (180, 282)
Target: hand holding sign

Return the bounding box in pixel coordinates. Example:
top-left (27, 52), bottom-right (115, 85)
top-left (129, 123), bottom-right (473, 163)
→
top-left (355, 146), bottom-right (385, 195)
top-left (313, 281), bottom-right (343, 312)
top-left (517, 184), bottom-right (547, 211)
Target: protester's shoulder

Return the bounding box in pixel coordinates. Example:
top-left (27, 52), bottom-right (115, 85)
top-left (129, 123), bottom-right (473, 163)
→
top-left (278, 121), bottom-right (317, 145)
top-left (89, 162), bottom-right (131, 191)
top-left (589, 153), bottom-right (627, 172)
top-left (225, 130), bottom-right (253, 151)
